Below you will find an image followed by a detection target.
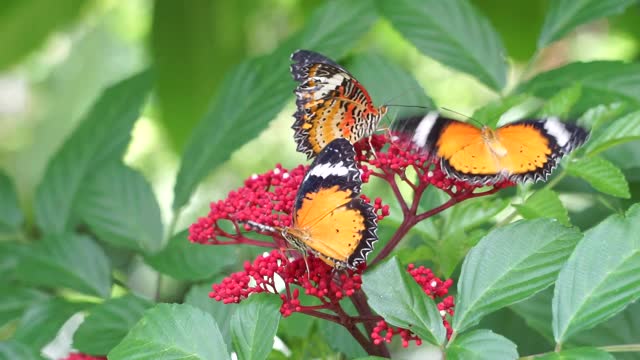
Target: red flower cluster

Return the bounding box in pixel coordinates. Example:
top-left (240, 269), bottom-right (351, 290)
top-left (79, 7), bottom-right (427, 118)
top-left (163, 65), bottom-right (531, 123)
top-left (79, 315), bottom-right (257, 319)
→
top-left (62, 353), bottom-right (106, 360)
top-left (371, 264), bottom-right (455, 347)
top-left (210, 249), bottom-right (363, 317)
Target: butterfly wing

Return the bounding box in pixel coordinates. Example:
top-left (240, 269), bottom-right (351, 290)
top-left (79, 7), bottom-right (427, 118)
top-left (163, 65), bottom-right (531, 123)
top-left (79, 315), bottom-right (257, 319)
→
top-left (291, 138), bottom-right (377, 269)
top-left (290, 50), bottom-right (387, 159)
top-left (393, 113), bottom-right (589, 184)
top-left (493, 119), bottom-right (589, 183)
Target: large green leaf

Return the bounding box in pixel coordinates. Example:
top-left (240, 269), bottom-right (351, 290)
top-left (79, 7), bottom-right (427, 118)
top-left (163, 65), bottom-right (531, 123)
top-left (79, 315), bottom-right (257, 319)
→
top-left (446, 330), bottom-right (518, 360)
top-left (571, 300), bottom-right (640, 350)
top-left (145, 230), bottom-right (236, 281)
top-left (0, 242), bottom-right (27, 279)
top-left (35, 71), bottom-right (152, 234)
top-left (317, 319), bottom-right (367, 358)
top-left (509, 288), bottom-right (554, 342)
top-left (151, 0), bottom-right (249, 149)
top-left (577, 102), bottom-right (632, 130)
top-left (0, 285), bottom-right (49, 328)
top-left (377, 0), bottom-right (507, 91)
top-left (0, 171), bottom-right (22, 235)
top-left (453, 219), bottom-right (582, 333)
top-left (185, 283), bottom-right (237, 353)
top-left (538, 83), bottom-right (582, 118)
top-left (513, 189), bottom-right (570, 225)
top-left (517, 61), bottom-right (640, 112)
top-left (109, 303), bottom-right (229, 360)
top-left (566, 156), bottom-right (630, 198)
top-left (13, 298), bottom-right (88, 349)
top-left (537, 0), bottom-right (637, 49)
top-left (16, 233), bottom-right (112, 298)
top-left (584, 109), bottom-right (640, 156)
top-left (553, 204), bottom-right (640, 344)
top-left (347, 53), bottom-right (434, 121)
top-left (73, 294), bottom-right (153, 356)
top-left (172, 0), bottom-right (377, 210)
top-left (75, 162), bottom-right (163, 254)
top-left (536, 348), bottom-right (615, 360)
top-left (0, 0), bottom-right (90, 70)
top-left (0, 340), bottom-right (42, 360)
top-left (231, 293), bottom-right (281, 360)
top-left (362, 257), bottom-right (446, 346)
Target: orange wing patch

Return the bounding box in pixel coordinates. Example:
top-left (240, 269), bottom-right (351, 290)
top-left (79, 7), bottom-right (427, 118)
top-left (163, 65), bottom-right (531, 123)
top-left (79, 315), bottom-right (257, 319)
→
top-left (395, 114), bottom-right (589, 184)
top-left (288, 190), bottom-right (368, 267)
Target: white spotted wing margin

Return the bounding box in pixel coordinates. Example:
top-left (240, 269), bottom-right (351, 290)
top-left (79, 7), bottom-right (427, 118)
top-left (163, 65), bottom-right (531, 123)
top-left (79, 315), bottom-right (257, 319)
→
top-left (294, 138), bottom-right (378, 269)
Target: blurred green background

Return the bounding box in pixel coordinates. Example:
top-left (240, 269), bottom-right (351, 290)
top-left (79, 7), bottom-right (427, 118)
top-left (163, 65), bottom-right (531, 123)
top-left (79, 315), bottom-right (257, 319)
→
top-left (0, 0), bottom-right (638, 234)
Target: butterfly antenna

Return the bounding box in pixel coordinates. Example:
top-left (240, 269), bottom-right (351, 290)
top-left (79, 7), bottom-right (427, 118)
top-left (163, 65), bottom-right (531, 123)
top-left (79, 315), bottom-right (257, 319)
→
top-left (441, 107), bottom-right (484, 127)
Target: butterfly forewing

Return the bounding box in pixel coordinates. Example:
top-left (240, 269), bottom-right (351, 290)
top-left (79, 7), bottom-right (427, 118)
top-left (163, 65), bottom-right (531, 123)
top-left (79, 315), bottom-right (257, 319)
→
top-left (290, 50), bottom-right (387, 159)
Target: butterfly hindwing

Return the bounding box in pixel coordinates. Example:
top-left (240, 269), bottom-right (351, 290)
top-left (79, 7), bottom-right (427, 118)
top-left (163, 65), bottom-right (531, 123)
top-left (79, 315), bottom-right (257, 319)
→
top-left (394, 113), bottom-right (589, 185)
top-left (290, 50), bottom-right (387, 159)
top-left (291, 138), bottom-right (377, 269)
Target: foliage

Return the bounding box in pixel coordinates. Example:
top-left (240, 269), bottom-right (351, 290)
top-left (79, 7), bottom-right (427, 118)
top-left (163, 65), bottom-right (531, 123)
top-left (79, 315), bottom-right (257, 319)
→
top-left (1, 1), bottom-right (640, 359)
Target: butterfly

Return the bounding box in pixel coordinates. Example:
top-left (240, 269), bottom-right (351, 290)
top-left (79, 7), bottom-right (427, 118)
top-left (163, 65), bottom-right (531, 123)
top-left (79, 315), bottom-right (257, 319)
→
top-left (290, 50), bottom-right (388, 159)
top-left (394, 112), bottom-right (589, 185)
top-left (248, 138), bottom-right (378, 270)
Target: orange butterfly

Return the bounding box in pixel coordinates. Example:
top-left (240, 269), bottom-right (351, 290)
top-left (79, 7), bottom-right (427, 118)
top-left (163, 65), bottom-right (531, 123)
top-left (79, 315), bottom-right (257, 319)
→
top-left (395, 112), bottom-right (589, 184)
top-left (248, 138), bottom-right (377, 269)
top-left (290, 50), bottom-right (388, 159)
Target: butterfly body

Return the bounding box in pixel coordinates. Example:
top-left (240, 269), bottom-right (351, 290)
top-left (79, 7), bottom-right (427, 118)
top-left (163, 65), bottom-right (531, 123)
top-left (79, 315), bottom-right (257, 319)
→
top-left (291, 50), bottom-right (387, 159)
top-left (247, 138), bottom-right (378, 270)
top-left (397, 112), bottom-right (589, 185)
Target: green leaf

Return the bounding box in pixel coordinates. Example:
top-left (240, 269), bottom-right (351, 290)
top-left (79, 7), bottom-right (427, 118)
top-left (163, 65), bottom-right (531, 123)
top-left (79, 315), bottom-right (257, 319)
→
top-left (0, 285), bottom-right (49, 327)
top-left (231, 293), bottom-right (281, 360)
top-left (109, 303), bottom-right (229, 360)
top-left (535, 348), bottom-right (615, 360)
top-left (145, 230), bottom-right (237, 281)
top-left (151, 0), bottom-right (249, 150)
top-left (185, 283), bottom-right (237, 353)
top-left (0, 171), bottom-right (22, 235)
top-left (513, 189), bottom-right (570, 225)
top-left (0, 0), bottom-right (90, 70)
top-left (35, 71), bottom-right (153, 234)
top-left (571, 300), bottom-right (640, 348)
top-left (509, 288), bottom-right (554, 342)
top-left (446, 329), bottom-right (518, 360)
top-left (13, 298), bottom-right (88, 349)
top-left (538, 83), bottom-right (582, 118)
top-left (0, 242), bottom-right (27, 279)
top-left (378, 0), bottom-right (507, 91)
top-left (73, 294), bottom-right (153, 356)
top-left (517, 61), bottom-right (640, 112)
top-left (566, 156), bottom-right (630, 198)
top-left (16, 233), bottom-right (112, 298)
top-left (584, 109), bottom-right (640, 156)
top-left (347, 53), bottom-right (434, 120)
top-left (553, 204), bottom-right (640, 344)
top-left (577, 102), bottom-right (632, 131)
top-left (537, 0), bottom-right (637, 49)
top-left (317, 320), bottom-right (367, 358)
top-left (472, 94), bottom-right (530, 127)
top-left (0, 340), bottom-right (42, 360)
top-left (172, 0), bottom-right (377, 210)
top-left (453, 219), bottom-right (582, 333)
top-left (75, 162), bottom-right (164, 254)
top-left (362, 257), bottom-right (446, 346)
